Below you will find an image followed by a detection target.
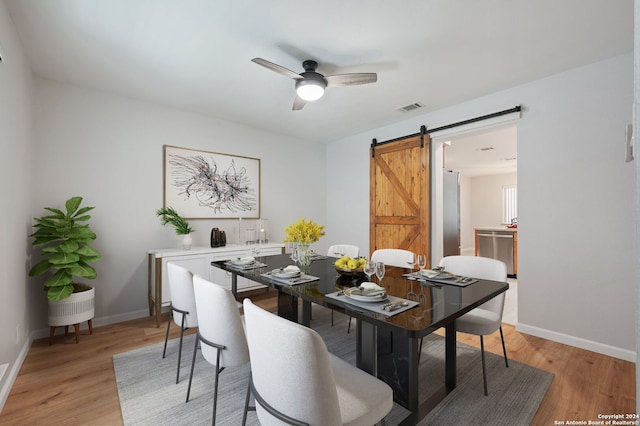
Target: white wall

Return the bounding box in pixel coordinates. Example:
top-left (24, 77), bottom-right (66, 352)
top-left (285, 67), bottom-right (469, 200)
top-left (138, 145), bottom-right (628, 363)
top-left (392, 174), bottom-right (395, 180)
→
top-left (0, 0), bottom-right (34, 407)
top-left (469, 173), bottom-right (517, 228)
top-left (456, 172), bottom-right (517, 256)
top-left (30, 79), bottom-right (326, 331)
top-left (325, 53), bottom-right (636, 361)
top-left (634, 0), bottom-right (639, 411)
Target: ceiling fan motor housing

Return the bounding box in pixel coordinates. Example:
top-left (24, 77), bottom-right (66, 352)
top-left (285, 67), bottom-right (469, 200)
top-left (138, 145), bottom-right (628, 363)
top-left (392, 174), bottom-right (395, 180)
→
top-left (296, 71), bottom-right (327, 90)
top-left (296, 60), bottom-right (327, 101)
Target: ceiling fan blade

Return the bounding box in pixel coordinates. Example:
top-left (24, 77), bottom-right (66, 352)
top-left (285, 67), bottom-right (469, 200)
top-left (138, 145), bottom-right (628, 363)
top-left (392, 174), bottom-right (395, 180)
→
top-left (292, 96), bottom-right (306, 111)
top-left (325, 73), bottom-right (377, 87)
top-left (252, 58), bottom-right (302, 80)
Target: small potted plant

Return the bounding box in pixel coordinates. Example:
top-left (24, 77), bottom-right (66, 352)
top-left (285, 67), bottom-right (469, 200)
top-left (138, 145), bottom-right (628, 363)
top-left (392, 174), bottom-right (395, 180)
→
top-left (156, 206), bottom-right (194, 249)
top-left (29, 196), bottom-right (102, 343)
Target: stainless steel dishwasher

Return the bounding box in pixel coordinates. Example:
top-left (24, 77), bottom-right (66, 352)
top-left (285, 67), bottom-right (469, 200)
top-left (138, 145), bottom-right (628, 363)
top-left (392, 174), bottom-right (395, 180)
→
top-left (477, 230), bottom-right (515, 275)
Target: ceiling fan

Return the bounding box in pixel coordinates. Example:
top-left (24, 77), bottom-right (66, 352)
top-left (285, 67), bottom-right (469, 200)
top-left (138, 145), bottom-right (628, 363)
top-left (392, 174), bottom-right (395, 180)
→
top-left (251, 58), bottom-right (377, 110)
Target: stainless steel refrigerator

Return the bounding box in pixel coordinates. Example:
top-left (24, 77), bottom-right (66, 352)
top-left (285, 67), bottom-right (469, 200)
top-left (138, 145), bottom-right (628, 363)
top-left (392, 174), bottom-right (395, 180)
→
top-left (443, 170), bottom-right (460, 256)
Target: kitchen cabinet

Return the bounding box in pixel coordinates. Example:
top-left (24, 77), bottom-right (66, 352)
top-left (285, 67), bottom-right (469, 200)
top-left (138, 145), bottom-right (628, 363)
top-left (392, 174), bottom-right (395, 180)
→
top-left (148, 243), bottom-right (285, 327)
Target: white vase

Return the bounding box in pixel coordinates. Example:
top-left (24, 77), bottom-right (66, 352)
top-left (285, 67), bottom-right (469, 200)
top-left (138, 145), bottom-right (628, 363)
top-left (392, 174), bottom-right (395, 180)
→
top-left (182, 233), bottom-right (193, 249)
top-left (48, 287), bottom-right (95, 327)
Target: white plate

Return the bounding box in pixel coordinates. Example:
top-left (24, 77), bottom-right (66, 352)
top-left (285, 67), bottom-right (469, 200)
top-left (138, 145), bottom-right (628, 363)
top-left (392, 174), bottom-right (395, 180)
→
top-left (272, 271), bottom-right (301, 279)
top-left (344, 288), bottom-right (388, 303)
top-left (435, 272), bottom-right (456, 279)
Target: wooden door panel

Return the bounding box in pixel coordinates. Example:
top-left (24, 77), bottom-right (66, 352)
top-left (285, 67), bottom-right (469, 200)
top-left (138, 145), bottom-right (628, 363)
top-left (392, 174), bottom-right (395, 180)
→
top-left (370, 134), bottom-right (430, 265)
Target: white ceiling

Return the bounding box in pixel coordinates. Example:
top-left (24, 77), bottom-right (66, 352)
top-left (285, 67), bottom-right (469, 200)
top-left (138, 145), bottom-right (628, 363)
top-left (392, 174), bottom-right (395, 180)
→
top-left (5, 0), bottom-right (633, 151)
top-left (445, 124), bottom-right (518, 177)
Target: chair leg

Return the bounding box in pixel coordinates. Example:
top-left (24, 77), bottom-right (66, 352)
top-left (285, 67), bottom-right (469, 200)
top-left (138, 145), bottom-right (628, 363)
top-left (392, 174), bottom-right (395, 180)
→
top-left (480, 336), bottom-right (488, 396)
top-left (242, 373), bottom-right (254, 426)
top-left (347, 316), bottom-right (352, 333)
top-left (176, 316), bottom-right (186, 384)
top-left (331, 309), bottom-right (334, 326)
top-left (212, 348), bottom-right (222, 426)
top-left (162, 310), bottom-right (172, 358)
top-left (186, 334), bottom-right (200, 402)
top-left (499, 326), bottom-right (509, 368)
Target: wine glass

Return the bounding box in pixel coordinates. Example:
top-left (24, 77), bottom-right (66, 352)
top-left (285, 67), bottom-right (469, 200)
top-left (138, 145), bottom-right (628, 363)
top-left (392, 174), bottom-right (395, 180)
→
top-left (407, 252), bottom-right (417, 271)
top-left (375, 261), bottom-right (385, 285)
top-left (290, 246), bottom-right (299, 263)
top-left (250, 241), bottom-right (260, 257)
top-left (417, 254), bottom-right (427, 272)
top-left (363, 259), bottom-right (376, 282)
top-left (406, 279), bottom-right (418, 301)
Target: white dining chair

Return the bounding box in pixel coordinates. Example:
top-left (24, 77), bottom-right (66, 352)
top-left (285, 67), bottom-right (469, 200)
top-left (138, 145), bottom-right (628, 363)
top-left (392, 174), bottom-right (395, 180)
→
top-left (371, 248), bottom-right (414, 268)
top-left (439, 255), bottom-right (509, 396)
top-left (242, 299), bottom-right (393, 426)
top-left (187, 275), bottom-right (251, 425)
top-left (327, 244), bottom-right (360, 258)
top-left (163, 263), bottom-right (199, 384)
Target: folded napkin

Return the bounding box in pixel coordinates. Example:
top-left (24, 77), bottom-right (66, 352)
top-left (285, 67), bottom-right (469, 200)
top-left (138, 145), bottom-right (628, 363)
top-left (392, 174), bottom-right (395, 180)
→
top-left (348, 282), bottom-right (386, 296)
top-left (282, 265), bottom-right (300, 273)
top-left (420, 269), bottom-right (441, 278)
top-left (230, 256), bottom-right (255, 265)
top-left (360, 282), bottom-right (384, 291)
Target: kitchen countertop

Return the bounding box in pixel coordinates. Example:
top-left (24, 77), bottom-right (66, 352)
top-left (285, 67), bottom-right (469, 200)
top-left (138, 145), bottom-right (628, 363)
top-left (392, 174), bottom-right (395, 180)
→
top-left (475, 226), bottom-right (518, 232)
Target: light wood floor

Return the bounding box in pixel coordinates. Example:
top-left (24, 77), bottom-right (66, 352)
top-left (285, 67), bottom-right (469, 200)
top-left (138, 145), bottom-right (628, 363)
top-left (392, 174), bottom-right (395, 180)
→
top-left (0, 291), bottom-right (635, 425)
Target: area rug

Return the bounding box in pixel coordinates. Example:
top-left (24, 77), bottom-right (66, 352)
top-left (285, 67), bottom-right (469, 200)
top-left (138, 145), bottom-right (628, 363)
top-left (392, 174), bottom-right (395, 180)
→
top-left (114, 309), bottom-right (553, 425)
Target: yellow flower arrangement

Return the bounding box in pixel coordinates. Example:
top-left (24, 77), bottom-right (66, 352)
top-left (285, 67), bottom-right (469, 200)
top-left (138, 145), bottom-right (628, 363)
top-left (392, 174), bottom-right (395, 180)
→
top-left (283, 217), bottom-right (325, 244)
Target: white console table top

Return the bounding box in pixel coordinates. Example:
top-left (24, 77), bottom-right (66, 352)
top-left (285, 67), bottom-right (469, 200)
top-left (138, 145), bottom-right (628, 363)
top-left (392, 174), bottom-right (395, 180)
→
top-left (149, 243), bottom-right (285, 257)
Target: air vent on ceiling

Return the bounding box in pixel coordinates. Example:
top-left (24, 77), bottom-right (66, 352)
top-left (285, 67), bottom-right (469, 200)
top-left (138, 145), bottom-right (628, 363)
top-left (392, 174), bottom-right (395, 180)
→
top-left (480, 147), bottom-right (494, 151)
top-left (396, 102), bottom-right (424, 113)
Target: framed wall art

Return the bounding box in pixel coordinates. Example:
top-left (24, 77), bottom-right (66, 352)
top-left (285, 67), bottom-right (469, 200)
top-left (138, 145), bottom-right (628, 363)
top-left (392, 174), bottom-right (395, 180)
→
top-left (163, 145), bottom-right (260, 219)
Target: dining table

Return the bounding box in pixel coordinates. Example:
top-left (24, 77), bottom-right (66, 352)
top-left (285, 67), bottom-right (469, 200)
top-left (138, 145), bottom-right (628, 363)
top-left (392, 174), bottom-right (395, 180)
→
top-left (212, 252), bottom-right (509, 425)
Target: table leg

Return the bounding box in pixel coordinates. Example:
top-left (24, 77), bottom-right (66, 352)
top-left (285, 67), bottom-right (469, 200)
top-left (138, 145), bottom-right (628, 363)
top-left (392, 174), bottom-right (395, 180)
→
top-left (356, 319), bottom-right (377, 375)
top-left (445, 321), bottom-right (457, 389)
top-left (154, 257), bottom-right (162, 328)
top-left (148, 254), bottom-right (153, 316)
top-left (231, 273), bottom-right (238, 297)
top-left (276, 291), bottom-right (298, 322)
top-left (377, 330), bottom-right (419, 411)
top-left (301, 300), bottom-right (311, 327)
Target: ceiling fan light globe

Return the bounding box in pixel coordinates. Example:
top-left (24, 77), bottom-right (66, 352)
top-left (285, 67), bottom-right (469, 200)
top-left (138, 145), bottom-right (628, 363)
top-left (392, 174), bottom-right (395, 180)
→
top-left (295, 80), bottom-right (325, 101)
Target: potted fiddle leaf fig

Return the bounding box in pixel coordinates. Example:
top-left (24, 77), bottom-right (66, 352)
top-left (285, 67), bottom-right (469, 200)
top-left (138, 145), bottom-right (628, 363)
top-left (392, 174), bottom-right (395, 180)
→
top-left (29, 196), bottom-right (102, 340)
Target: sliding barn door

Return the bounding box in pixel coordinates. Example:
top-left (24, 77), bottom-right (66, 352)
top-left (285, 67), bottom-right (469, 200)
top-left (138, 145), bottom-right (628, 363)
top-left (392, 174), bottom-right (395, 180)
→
top-left (370, 133), bottom-right (431, 266)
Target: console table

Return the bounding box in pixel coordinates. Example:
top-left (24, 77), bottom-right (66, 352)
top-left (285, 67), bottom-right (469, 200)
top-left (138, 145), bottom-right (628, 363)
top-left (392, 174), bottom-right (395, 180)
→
top-left (148, 243), bottom-right (285, 327)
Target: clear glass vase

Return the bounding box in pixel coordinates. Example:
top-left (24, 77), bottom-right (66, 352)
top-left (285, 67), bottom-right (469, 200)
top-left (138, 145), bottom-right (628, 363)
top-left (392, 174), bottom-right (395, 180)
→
top-left (296, 243), bottom-right (312, 269)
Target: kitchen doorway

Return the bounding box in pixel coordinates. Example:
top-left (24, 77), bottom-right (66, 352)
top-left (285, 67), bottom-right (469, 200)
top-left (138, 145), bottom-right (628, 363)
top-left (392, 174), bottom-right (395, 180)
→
top-left (432, 122), bottom-right (518, 324)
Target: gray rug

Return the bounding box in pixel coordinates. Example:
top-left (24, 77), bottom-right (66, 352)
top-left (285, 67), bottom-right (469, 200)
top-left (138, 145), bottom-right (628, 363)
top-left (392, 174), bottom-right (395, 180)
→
top-left (114, 309), bottom-right (553, 425)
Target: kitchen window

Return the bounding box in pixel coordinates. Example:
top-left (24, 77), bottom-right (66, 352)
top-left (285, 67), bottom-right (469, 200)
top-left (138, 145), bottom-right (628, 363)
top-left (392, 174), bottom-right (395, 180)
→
top-left (502, 185), bottom-right (517, 225)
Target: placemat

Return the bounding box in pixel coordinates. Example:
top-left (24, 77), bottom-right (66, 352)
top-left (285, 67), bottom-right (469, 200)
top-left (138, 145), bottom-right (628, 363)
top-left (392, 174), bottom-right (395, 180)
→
top-left (260, 273), bottom-right (319, 285)
top-left (224, 261), bottom-right (267, 270)
top-left (404, 272), bottom-right (478, 287)
top-left (325, 291), bottom-right (419, 317)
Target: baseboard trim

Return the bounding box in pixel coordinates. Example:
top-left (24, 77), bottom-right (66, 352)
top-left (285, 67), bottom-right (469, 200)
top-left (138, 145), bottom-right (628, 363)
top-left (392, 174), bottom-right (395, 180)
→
top-left (0, 335), bottom-right (32, 412)
top-left (516, 322), bottom-right (636, 362)
top-left (31, 308), bottom-right (152, 340)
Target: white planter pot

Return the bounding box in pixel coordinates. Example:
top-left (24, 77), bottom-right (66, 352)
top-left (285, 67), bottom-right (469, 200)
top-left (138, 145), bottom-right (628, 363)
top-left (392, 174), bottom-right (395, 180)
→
top-left (48, 287), bottom-right (95, 327)
top-left (182, 234), bottom-right (193, 250)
